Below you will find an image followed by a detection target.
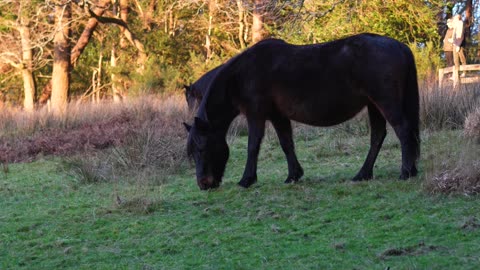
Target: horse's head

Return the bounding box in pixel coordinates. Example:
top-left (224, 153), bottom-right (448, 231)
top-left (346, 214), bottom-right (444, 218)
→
top-left (184, 84), bottom-right (197, 111)
top-left (184, 117), bottom-right (229, 190)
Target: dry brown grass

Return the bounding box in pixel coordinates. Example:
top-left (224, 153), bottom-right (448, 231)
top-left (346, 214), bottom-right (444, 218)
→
top-left (420, 84), bottom-right (480, 131)
top-left (464, 106), bottom-right (480, 143)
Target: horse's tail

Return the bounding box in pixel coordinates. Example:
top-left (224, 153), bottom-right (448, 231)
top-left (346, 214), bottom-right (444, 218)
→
top-left (404, 48), bottom-right (421, 160)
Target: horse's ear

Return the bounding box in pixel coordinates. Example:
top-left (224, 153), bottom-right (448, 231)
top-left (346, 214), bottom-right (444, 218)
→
top-left (183, 122), bottom-right (192, 132)
top-left (194, 117), bottom-right (209, 131)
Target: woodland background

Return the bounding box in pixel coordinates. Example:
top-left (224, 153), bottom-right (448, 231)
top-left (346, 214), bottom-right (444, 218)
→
top-left (0, 0), bottom-right (479, 113)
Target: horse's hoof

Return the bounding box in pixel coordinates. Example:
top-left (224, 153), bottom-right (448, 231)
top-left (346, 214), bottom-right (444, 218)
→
top-left (399, 168), bottom-right (418, 180)
top-left (399, 167), bottom-right (418, 180)
top-left (284, 177), bottom-right (299, 184)
top-left (285, 167), bottom-right (304, 184)
top-left (352, 173), bottom-right (372, 181)
top-left (238, 177), bottom-right (257, 188)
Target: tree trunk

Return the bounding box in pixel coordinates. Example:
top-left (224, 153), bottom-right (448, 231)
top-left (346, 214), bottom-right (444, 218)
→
top-left (119, 0), bottom-right (147, 72)
top-left (119, 0), bottom-right (129, 49)
top-left (39, 0), bottom-right (110, 105)
top-left (71, 0), bottom-right (111, 66)
top-left (252, 0), bottom-right (265, 43)
top-left (51, 1), bottom-right (71, 115)
top-left (464, 0), bottom-right (473, 42)
top-left (205, 0), bottom-right (216, 60)
top-left (18, 25), bottom-right (35, 112)
top-left (236, 0), bottom-right (247, 49)
top-left (144, 0), bottom-right (156, 31)
top-left (111, 47), bottom-right (123, 103)
top-left (91, 50), bottom-right (102, 103)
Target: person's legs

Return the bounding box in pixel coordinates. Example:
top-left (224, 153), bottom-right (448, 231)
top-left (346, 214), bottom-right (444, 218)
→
top-left (446, 51), bottom-right (454, 67)
top-left (459, 47), bottom-right (467, 77)
top-left (453, 49), bottom-right (460, 80)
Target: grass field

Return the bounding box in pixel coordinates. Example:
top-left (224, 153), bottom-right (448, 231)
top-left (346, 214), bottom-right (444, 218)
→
top-left (1, 128), bottom-right (479, 269)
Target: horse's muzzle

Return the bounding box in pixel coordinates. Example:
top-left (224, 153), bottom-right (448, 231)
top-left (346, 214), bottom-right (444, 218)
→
top-left (197, 176), bottom-right (219, 190)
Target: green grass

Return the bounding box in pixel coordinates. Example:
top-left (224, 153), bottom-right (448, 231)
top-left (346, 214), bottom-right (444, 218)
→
top-left (1, 130), bottom-right (480, 269)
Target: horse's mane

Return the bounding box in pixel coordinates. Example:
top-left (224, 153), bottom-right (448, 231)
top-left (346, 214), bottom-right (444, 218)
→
top-left (195, 52), bottom-right (240, 123)
top-left (196, 39), bottom-right (290, 123)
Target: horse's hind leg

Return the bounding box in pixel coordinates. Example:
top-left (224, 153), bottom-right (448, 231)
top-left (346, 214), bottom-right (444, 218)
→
top-left (353, 104), bottom-right (387, 181)
top-left (238, 117), bottom-right (266, 188)
top-left (270, 114), bottom-right (304, 183)
top-left (377, 104), bottom-right (419, 180)
top-left (391, 121), bottom-right (419, 180)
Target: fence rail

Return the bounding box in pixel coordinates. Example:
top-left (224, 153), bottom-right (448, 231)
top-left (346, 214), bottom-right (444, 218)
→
top-left (438, 64), bottom-right (480, 88)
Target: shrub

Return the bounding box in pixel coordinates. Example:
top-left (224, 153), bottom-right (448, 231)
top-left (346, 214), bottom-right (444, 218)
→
top-left (63, 155), bottom-right (111, 185)
top-left (109, 118), bottom-right (187, 181)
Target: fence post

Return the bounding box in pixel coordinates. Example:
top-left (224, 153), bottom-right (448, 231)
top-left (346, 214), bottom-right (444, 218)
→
top-left (453, 65), bottom-right (459, 89)
top-left (438, 68), bottom-right (444, 88)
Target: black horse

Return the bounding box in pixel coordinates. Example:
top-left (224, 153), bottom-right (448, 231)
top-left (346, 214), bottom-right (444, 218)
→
top-left (185, 33), bottom-right (420, 190)
top-left (184, 65), bottom-right (222, 111)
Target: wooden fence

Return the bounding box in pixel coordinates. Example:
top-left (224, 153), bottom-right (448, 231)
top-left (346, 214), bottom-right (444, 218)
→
top-left (438, 64), bottom-right (480, 88)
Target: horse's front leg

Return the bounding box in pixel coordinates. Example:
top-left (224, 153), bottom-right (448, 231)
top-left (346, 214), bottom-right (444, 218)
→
top-left (270, 114), bottom-right (303, 184)
top-left (238, 118), bottom-right (265, 188)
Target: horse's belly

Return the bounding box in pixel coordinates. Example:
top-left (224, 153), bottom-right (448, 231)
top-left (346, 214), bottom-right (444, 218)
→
top-left (276, 96), bottom-right (367, 127)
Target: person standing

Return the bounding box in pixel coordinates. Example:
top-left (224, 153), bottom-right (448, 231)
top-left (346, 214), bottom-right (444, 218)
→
top-left (449, 14), bottom-right (467, 78)
top-left (443, 18), bottom-right (454, 67)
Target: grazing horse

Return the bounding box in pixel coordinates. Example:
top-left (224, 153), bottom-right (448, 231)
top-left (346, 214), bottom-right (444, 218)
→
top-left (185, 33), bottom-right (420, 190)
top-left (184, 65), bottom-right (222, 111)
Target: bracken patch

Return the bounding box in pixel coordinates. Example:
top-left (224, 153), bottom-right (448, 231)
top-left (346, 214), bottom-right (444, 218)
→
top-left (0, 113), bottom-right (136, 163)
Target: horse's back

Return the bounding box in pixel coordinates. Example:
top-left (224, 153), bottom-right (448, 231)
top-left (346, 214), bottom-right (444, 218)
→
top-left (205, 34), bottom-right (417, 127)
top-left (231, 34), bottom-right (413, 92)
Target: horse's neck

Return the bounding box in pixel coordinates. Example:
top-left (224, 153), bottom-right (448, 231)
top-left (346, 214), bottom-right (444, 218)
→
top-left (203, 85), bottom-right (237, 133)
